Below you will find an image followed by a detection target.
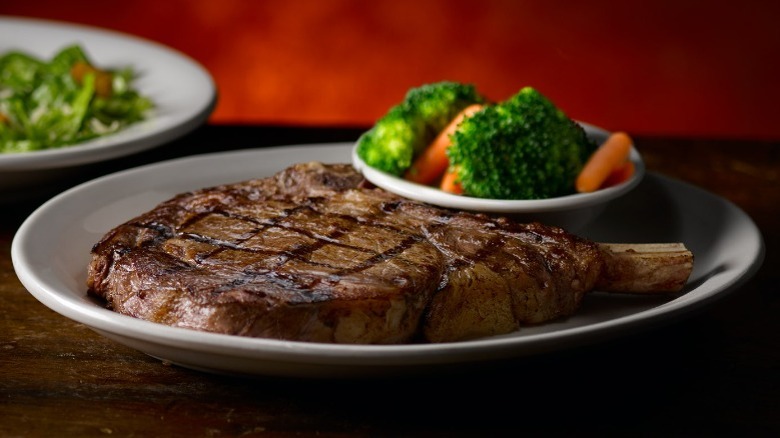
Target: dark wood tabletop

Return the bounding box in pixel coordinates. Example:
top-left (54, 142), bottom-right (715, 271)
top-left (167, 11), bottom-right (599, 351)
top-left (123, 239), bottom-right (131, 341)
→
top-left (2, 124), bottom-right (778, 436)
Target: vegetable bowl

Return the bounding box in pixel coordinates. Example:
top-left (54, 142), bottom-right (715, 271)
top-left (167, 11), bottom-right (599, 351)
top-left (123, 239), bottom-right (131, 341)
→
top-left (352, 122), bottom-right (645, 231)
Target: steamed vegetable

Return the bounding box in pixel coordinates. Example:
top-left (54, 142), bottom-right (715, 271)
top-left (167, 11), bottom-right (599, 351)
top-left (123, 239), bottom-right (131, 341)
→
top-left (576, 131), bottom-right (634, 192)
top-left (404, 103), bottom-right (484, 185)
top-left (447, 86), bottom-right (597, 199)
top-left (355, 81), bottom-right (486, 176)
top-left (439, 165), bottom-right (464, 194)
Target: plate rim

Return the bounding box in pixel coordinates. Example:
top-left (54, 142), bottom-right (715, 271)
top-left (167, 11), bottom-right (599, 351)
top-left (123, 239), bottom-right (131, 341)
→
top-left (11, 142), bottom-right (765, 376)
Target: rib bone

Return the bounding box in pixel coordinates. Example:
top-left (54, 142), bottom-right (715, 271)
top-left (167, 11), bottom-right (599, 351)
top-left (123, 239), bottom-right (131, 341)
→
top-left (597, 243), bottom-right (694, 293)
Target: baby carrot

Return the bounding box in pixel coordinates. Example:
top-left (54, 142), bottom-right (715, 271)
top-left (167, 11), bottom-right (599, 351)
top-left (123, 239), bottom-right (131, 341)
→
top-left (440, 165), bottom-right (464, 194)
top-left (404, 104), bottom-right (484, 185)
top-left (576, 131), bottom-right (633, 193)
top-left (601, 160), bottom-right (635, 188)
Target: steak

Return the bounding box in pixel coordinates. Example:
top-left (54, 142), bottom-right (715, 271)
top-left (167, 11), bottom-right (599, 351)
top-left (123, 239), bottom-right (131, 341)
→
top-left (87, 162), bottom-right (690, 344)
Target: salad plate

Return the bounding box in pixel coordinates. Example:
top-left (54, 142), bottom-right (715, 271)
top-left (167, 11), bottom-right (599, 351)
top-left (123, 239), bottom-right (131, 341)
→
top-left (12, 143), bottom-right (764, 378)
top-left (0, 16), bottom-right (216, 196)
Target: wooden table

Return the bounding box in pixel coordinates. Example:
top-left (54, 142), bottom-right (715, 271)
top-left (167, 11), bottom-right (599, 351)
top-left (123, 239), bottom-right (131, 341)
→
top-left (2, 125), bottom-right (778, 436)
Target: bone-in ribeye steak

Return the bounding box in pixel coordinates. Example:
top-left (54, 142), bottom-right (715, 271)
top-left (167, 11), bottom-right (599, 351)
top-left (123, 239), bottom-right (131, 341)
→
top-left (86, 162), bottom-right (691, 344)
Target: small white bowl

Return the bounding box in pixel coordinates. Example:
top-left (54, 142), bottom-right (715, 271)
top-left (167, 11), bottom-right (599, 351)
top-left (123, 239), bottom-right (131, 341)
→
top-left (351, 122), bottom-right (645, 231)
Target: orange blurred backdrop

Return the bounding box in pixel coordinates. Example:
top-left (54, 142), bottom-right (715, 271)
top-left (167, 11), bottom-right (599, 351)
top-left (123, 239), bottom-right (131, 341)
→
top-left (2, 0), bottom-right (779, 139)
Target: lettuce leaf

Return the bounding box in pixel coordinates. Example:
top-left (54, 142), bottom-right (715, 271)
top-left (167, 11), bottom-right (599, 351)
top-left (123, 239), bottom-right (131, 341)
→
top-left (0, 44), bottom-right (153, 153)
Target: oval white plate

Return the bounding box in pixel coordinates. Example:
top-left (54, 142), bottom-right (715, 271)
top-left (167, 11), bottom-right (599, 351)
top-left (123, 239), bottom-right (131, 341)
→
top-left (12, 143), bottom-right (764, 378)
top-left (352, 123), bottom-right (645, 230)
top-left (0, 16), bottom-right (216, 191)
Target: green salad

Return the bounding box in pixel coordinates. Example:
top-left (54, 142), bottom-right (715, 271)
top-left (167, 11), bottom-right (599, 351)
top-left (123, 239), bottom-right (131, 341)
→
top-left (0, 44), bottom-right (153, 153)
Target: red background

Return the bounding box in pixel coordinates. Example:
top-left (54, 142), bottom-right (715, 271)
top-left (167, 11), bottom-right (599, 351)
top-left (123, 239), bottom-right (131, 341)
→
top-left (3, 0), bottom-right (779, 140)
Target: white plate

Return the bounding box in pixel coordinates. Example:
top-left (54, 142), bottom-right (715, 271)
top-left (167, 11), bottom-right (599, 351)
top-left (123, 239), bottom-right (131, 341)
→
top-left (12, 143), bottom-right (764, 378)
top-left (352, 123), bottom-right (645, 231)
top-left (0, 17), bottom-right (216, 192)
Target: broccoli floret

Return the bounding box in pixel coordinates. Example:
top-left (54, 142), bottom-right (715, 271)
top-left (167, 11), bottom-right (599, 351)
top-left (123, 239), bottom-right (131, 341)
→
top-left (447, 87), bottom-right (596, 200)
top-left (356, 81), bottom-right (486, 176)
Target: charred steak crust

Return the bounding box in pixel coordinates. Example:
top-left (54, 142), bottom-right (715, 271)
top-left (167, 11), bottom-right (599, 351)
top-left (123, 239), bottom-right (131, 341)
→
top-left (87, 162), bottom-right (604, 344)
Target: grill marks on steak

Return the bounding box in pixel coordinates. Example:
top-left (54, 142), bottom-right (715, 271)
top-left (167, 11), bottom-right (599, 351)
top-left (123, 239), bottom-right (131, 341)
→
top-left (87, 162), bottom-right (603, 344)
top-left (88, 165), bottom-right (450, 343)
